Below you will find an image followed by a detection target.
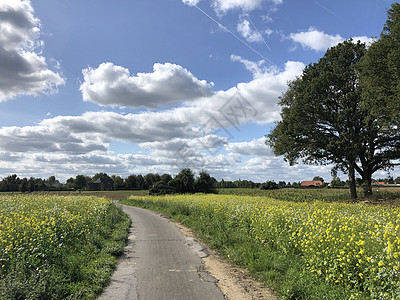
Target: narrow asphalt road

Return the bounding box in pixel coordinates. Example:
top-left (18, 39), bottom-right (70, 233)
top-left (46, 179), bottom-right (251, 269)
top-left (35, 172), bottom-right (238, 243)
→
top-left (98, 205), bottom-right (225, 300)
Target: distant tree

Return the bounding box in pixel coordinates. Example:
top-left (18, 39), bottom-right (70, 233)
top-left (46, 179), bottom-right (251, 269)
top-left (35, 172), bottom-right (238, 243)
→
top-left (47, 176), bottom-right (56, 185)
top-left (395, 177), bottom-right (400, 184)
top-left (195, 171), bottom-right (217, 193)
top-left (66, 177), bottom-right (75, 189)
top-left (19, 178), bottom-right (28, 193)
top-left (160, 173), bottom-right (173, 184)
top-left (74, 175), bottom-right (88, 190)
top-left (170, 168), bottom-right (195, 194)
top-left (27, 177), bottom-right (36, 192)
top-left (260, 180), bottom-right (279, 190)
top-left (331, 176), bottom-right (345, 188)
top-left (36, 178), bottom-right (46, 191)
top-left (91, 173), bottom-right (110, 182)
top-left (111, 175), bottom-right (124, 190)
top-left (313, 176), bottom-right (324, 182)
top-left (136, 175), bottom-right (145, 190)
top-left (217, 179), bottom-right (236, 188)
top-left (125, 174), bottom-right (137, 189)
top-left (278, 181), bottom-right (286, 189)
top-left (144, 173), bottom-right (161, 190)
top-left (291, 182), bottom-right (301, 189)
top-left (2, 174), bottom-right (21, 192)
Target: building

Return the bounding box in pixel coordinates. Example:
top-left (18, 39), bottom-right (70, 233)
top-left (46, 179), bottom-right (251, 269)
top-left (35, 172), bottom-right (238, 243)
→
top-left (301, 180), bottom-right (323, 188)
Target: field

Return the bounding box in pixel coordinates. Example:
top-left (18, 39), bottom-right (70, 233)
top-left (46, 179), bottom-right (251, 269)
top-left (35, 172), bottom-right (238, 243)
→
top-left (0, 194), bottom-right (130, 300)
top-left (122, 191), bottom-right (400, 299)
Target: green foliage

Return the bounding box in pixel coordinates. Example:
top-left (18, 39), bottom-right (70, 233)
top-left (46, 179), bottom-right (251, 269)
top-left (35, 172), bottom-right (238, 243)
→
top-left (260, 180), bottom-right (279, 190)
top-left (149, 180), bottom-right (175, 195)
top-left (74, 174), bottom-right (88, 190)
top-left (267, 40), bottom-right (366, 199)
top-left (171, 168), bottom-right (196, 193)
top-left (194, 171), bottom-right (217, 193)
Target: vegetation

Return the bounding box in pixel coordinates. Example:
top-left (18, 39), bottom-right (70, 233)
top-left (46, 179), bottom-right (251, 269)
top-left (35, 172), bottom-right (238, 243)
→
top-left (122, 192), bottom-right (400, 299)
top-left (267, 3), bottom-right (400, 199)
top-left (0, 194), bottom-right (130, 299)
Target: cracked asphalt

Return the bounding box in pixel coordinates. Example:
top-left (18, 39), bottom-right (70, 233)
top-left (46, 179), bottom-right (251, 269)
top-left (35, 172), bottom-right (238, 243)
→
top-left (98, 205), bottom-right (225, 300)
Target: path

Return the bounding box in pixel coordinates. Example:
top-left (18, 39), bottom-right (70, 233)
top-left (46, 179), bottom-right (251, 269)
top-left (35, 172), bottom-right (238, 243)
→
top-left (98, 205), bottom-right (225, 300)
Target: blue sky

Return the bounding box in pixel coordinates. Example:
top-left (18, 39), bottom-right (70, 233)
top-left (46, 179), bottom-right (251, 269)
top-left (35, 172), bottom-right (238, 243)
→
top-left (0, 0), bottom-right (398, 183)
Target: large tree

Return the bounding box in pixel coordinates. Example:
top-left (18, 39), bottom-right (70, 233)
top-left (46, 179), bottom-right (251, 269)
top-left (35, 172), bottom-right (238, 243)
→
top-left (358, 2), bottom-right (400, 195)
top-left (267, 40), bottom-right (366, 199)
top-left (268, 6), bottom-right (400, 199)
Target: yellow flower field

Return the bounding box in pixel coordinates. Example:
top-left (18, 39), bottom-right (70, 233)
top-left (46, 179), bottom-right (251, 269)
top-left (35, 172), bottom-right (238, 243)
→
top-left (0, 194), bottom-right (129, 299)
top-left (128, 194), bottom-right (400, 299)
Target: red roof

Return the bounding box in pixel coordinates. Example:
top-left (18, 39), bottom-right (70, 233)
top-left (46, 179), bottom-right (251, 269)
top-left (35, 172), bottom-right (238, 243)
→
top-left (301, 180), bottom-right (323, 187)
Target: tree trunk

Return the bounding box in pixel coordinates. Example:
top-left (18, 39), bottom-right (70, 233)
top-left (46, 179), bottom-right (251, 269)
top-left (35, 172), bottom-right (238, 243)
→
top-left (362, 172), bottom-right (373, 197)
top-left (348, 164), bottom-right (358, 200)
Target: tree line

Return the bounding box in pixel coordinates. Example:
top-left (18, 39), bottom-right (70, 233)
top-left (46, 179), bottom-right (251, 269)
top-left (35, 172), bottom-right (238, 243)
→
top-left (1, 171), bottom-right (398, 194)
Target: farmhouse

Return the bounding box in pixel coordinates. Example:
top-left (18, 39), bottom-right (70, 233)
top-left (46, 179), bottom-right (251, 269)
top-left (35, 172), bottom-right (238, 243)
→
top-left (301, 180), bottom-right (323, 188)
top-left (86, 177), bottom-right (114, 191)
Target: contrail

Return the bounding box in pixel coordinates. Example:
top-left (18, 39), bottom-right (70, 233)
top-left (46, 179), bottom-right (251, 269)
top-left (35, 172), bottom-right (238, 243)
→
top-left (245, 14), bottom-right (272, 52)
top-left (192, 4), bottom-right (273, 64)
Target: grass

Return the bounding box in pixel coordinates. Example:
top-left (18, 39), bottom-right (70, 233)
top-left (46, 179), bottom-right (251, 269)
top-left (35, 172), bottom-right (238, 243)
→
top-left (0, 194), bottom-right (131, 300)
top-left (121, 192), bottom-right (400, 299)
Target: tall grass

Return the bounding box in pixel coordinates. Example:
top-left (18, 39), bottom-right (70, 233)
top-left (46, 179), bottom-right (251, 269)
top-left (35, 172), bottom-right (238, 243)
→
top-left (0, 194), bottom-right (130, 299)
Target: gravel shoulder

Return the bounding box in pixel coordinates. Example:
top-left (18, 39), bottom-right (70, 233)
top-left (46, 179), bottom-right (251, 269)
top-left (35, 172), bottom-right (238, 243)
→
top-left (172, 220), bottom-right (279, 300)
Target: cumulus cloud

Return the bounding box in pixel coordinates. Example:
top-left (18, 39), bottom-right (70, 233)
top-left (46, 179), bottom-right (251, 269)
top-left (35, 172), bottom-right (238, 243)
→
top-left (80, 62), bottom-right (213, 109)
top-left (237, 19), bottom-right (263, 43)
top-left (290, 27), bottom-right (343, 52)
top-left (0, 0), bottom-right (64, 102)
top-left (0, 59), bottom-right (304, 159)
top-left (0, 125), bottom-right (107, 153)
top-left (290, 27), bottom-right (374, 52)
top-left (225, 137), bottom-right (273, 156)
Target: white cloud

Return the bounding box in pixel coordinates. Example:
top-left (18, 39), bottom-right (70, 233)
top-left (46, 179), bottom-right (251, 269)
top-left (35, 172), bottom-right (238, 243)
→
top-left (182, 0), bottom-right (201, 5)
top-left (290, 27), bottom-right (343, 52)
top-left (213, 0), bottom-right (282, 14)
top-left (237, 19), bottom-right (263, 43)
top-left (225, 137), bottom-right (273, 156)
top-left (0, 59), bottom-right (304, 158)
top-left (352, 36), bottom-right (375, 46)
top-left (290, 27), bottom-right (374, 52)
top-left (230, 54), bottom-right (268, 78)
top-left (80, 62), bottom-right (213, 109)
top-left (0, 0), bottom-right (64, 102)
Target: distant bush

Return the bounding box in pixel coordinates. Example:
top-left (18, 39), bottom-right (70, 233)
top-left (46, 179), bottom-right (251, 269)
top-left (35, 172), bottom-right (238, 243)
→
top-left (149, 181), bottom-right (175, 195)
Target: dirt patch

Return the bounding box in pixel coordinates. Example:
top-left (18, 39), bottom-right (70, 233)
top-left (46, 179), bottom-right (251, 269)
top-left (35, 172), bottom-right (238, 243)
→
top-left (170, 220), bottom-right (278, 300)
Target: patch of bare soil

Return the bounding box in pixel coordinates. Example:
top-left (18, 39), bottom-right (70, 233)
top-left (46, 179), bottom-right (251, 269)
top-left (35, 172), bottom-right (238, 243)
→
top-left (171, 220), bottom-right (279, 300)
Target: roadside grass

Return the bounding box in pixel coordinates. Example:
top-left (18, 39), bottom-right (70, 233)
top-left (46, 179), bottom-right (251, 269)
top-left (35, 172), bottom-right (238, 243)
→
top-left (121, 193), bottom-right (400, 299)
top-left (0, 195), bottom-right (131, 300)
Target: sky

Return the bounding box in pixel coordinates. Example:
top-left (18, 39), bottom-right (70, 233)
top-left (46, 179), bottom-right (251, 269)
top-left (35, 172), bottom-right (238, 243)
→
top-left (0, 0), bottom-right (399, 183)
